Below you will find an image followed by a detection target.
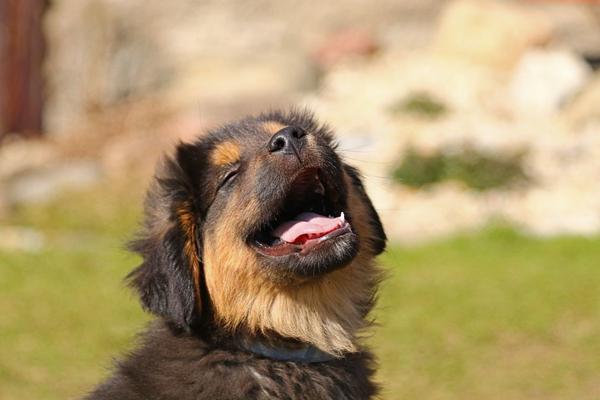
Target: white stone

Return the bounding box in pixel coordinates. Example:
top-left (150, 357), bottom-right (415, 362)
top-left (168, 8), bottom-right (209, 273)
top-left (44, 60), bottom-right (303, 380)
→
top-left (508, 49), bottom-right (591, 116)
top-left (6, 161), bottom-right (102, 205)
top-left (434, 0), bottom-right (552, 69)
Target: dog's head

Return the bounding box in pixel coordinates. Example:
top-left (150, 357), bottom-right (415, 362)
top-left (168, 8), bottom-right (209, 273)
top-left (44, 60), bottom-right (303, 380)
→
top-left (128, 110), bottom-right (386, 355)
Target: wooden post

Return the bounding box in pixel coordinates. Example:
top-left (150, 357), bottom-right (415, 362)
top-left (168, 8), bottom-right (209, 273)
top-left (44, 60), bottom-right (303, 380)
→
top-left (0, 0), bottom-right (46, 140)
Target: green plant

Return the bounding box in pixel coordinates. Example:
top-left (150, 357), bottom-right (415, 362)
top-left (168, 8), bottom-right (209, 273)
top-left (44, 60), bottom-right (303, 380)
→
top-left (389, 92), bottom-right (448, 119)
top-left (392, 146), bottom-right (528, 191)
top-left (391, 147), bottom-right (446, 187)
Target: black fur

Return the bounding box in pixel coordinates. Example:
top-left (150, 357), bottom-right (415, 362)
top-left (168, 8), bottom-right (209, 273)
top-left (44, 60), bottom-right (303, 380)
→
top-left (126, 156), bottom-right (203, 328)
top-left (344, 165), bottom-right (387, 255)
top-left (86, 321), bottom-right (377, 400)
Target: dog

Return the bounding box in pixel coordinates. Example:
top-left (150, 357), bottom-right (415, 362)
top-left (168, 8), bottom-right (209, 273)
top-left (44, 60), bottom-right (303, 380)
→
top-left (85, 109), bottom-right (386, 400)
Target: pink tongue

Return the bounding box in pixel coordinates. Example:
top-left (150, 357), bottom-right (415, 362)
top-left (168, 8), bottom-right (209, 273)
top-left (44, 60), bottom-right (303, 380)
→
top-left (273, 212), bottom-right (344, 244)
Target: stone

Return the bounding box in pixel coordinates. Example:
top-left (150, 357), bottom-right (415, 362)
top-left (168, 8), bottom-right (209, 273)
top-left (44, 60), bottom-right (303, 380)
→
top-left (0, 138), bottom-right (58, 180)
top-left (306, 48), bottom-right (600, 242)
top-left (434, 0), bottom-right (552, 69)
top-left (312, 29), bottom-right (379, 69)
top-left (533, 2), bottom-right (600, 56)
top-left (564, 72), bottom-right (600, 127)
top-left (509, 49), bottom-right (591, 116)
top-left (44, 0), bottom-right (173, 134)
top-left (0, 226), bottom-right (45, 252)
top-left (5, 161), bottom-right (102, 205)
top-left (384, 183), bottom-right (491, 244)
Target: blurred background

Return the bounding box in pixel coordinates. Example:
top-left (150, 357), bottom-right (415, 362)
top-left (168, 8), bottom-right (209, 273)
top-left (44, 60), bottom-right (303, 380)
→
top-left (1, 0), bottom-right (600, 398)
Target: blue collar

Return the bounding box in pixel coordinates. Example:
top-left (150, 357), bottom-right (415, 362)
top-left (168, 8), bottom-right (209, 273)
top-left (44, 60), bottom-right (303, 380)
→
top-left (242, 340), bottom-right (335, 363)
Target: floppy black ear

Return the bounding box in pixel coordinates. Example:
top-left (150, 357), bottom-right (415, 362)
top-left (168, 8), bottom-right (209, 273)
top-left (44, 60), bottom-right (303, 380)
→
top-left (344, 165), bottom-right (387, 255)
top-left (127, 145), bottom-right (206, 328)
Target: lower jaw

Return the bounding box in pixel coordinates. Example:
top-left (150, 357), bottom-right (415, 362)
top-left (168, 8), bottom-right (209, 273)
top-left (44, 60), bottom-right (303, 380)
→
top-left (252, 223), bottom-right (352, 257)
top-left (252, 231), bottom-right (360, 280)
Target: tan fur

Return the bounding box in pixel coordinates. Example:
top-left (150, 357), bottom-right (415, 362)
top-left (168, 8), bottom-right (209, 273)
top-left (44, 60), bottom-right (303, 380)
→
top-left (211, 142), bottom-right (240, 166)
top-left (202, 170), bottom-right (381, 356)
top-left (262, 121), bottom-right (286, 135)
top-left (177, 202), bottom-right (203, 313)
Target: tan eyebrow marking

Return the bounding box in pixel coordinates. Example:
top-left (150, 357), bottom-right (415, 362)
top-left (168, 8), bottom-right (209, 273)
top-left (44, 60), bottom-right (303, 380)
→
top-left (211, 141), bottom-right (240, 166)
top-left (262, 121), bottom-right (286, 135)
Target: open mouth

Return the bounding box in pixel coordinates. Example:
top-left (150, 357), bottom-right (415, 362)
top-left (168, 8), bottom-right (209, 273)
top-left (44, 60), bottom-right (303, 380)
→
top-left (250, 168), bottom-right (353, 257)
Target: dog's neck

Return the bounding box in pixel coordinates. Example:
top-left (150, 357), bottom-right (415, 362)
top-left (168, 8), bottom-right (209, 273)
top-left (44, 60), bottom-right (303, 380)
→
top-left (195, 320), bottom-right (338, 363)
top-left (240, 338), bottom-right (335, 363)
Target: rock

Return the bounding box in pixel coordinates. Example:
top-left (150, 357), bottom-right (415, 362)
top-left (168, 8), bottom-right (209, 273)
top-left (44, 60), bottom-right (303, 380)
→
top-left (564, 72), bottom-right (600, 127)
top-left (5, 161), bottom-right (102, 205)
top-left (533, 2), bottom-right (600, 56)
top-left (0, 226), bottom-right (45, 252)
top-left (166, 54), bottom-right (315, 108)
top-left (0, 138), bottom-right (58, 180)
top-left (44, 0), bottom-right (175, 135)
top-left (312, 29), bottom-right (379, 69)
top-left (509, 49), bottom-right (591, 116)
top-left (434, 0), bottom-right (552, 69)
top-left (384, 183), bottom-right (491, 244)
top-left (0, 192), bottom-right (7, 219)
top-left (306, 49), bottom-right (600, 242)
top-left (504, 184), bottom-right (600, 237)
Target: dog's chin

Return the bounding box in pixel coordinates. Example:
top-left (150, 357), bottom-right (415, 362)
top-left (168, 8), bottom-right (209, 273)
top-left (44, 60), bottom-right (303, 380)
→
top-left (246, 167), bottom-right (359, 279)
top-left (250, 229), bottom-right (359, 278)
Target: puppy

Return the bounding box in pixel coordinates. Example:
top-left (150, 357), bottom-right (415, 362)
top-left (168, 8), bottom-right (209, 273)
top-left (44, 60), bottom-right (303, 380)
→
top-left (85, 110), bottom-right (386, 400)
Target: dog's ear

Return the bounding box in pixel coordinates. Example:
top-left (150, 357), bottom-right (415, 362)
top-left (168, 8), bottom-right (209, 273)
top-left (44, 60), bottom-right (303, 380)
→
top-left (344, 165), bottom-right (387, 255)
top-left (127, 143), bottom-right (207, 328)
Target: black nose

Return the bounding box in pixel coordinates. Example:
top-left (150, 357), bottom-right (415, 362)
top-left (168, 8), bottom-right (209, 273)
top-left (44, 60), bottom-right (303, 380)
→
top-left (268, 126), bottom-right (306, 154)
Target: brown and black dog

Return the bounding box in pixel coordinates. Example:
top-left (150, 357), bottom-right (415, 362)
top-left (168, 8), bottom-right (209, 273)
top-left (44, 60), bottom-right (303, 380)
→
top-left (85, 109), bottom-right (386, 400)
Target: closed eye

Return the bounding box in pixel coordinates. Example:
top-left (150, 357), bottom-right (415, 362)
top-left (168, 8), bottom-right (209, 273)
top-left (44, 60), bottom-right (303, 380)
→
top-left (218, 167), bottom-right (239, 190)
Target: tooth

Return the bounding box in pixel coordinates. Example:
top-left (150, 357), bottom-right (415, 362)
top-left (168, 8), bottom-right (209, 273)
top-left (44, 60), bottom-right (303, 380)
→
top-left (340, 212), bottom-right (345, 222)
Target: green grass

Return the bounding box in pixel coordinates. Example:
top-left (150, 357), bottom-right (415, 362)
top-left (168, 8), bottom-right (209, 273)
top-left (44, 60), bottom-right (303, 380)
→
top-left (0, 246), bottom-right (148, 399)
top-left (1, 183), bottom-right (148, 399)
top-left (374, 229), bottom-right (600, 399)
top-left (1, 188), bottom-right (600, 399)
